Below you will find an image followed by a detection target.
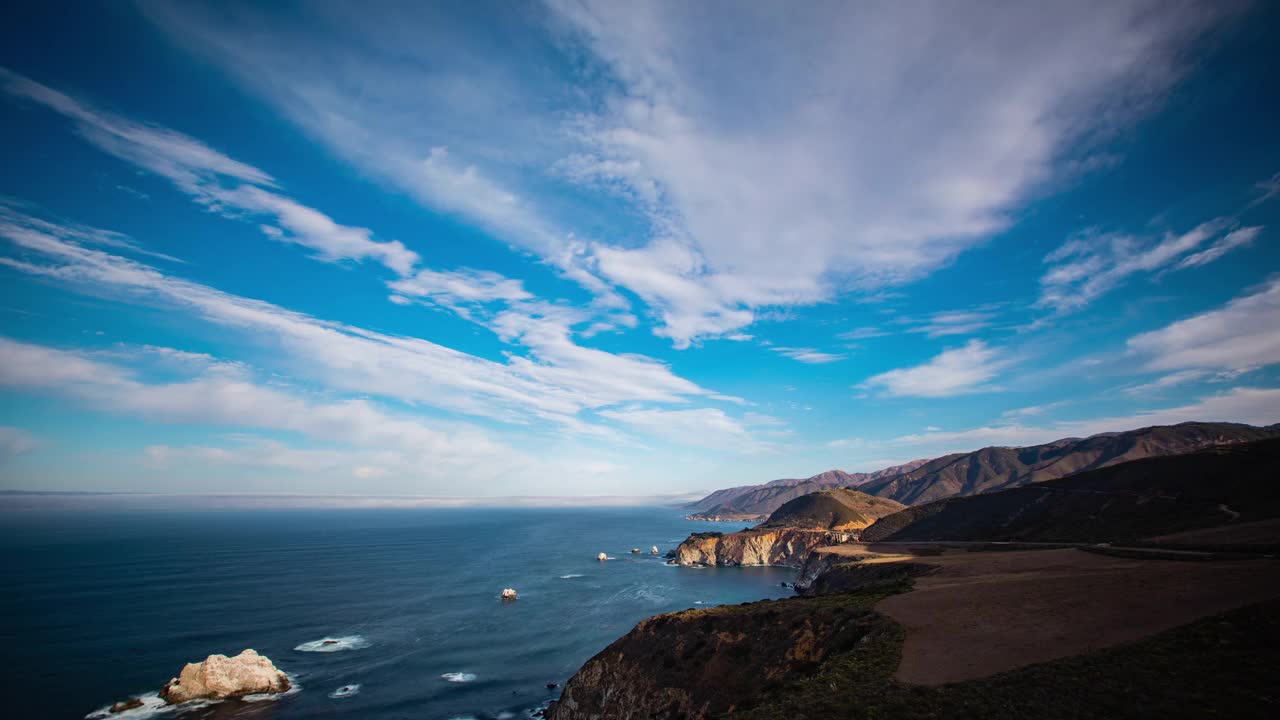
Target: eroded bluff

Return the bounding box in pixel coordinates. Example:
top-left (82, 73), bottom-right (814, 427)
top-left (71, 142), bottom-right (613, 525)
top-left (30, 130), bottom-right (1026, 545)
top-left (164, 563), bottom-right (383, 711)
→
top-left (671, 528), bottom-right (852, 567)
top-left (545, 596), bottom-right (882, 720)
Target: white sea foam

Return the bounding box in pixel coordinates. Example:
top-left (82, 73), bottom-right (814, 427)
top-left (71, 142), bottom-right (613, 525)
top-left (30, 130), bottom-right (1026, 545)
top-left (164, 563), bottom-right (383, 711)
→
top-left (294, 635), bottom-right (371, 652)
top-left (87, 674), bottom-right (301, 718)
top-left (328, 684), bottom-right (361, 699)
top-left (558, 574), bottom-right (584, 579)
top-left (441, 672), bottom-right (477, 683)
top-left (84, 693), bottom-right (179, 720)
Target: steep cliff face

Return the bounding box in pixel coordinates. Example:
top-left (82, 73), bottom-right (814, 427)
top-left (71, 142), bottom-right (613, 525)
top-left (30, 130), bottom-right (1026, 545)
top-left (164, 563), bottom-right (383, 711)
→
top-left (546, 595), bottom-right (885, 720)
top-left (672, 527), bottom-right (853, 567)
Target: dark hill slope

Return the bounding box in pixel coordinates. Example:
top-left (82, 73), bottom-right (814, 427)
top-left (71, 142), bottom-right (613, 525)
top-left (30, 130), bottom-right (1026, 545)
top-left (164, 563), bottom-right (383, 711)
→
top-left (859, 422), bottom-right (1280, 506)
top-left (760, 489), bottom-right (905, 531)
top-left (861, 437), bottom-right (1280, 544)
top-left (687, 461), bottom-right (928, 520)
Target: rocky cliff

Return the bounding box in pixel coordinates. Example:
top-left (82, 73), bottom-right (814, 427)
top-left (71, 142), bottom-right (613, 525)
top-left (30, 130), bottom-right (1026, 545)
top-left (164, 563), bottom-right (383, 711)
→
top-left (546, 593), bottom-right (887, 720)
top-left (672, 527), bottom-right (854, 567)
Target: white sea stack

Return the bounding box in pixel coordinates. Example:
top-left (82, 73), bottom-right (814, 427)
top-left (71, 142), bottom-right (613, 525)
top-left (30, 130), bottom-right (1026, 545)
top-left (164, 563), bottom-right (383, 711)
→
top-left (650, 546), bottom-right (659, 554)
top-left (597, 552), bottom-right (608, 561)
top-left (501, 588), bottom-right (518, 599)
top-left (159, 649), bottom-right (290, 704)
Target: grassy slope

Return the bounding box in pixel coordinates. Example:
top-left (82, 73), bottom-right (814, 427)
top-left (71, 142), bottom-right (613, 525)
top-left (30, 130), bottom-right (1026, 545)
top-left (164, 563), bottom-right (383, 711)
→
top-left (761, 489), bottom-right (905, 530)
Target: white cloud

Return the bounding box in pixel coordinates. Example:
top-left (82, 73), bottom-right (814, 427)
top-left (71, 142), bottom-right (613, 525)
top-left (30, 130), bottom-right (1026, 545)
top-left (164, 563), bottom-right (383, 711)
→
top-left (1038, 218), bottom-right (1262, 312)
top-left (771, 347), bottom-right (845, 364)
top-left (1001, 401), bottom-right (1070, 418)
top-left (1176, 226), bottom-right (1262, 269)
top-left (136, 1), bottom-right (1238, 346)
top-left (889, 386), bottom-right (1280, 456)
top-left (0, 426), bottom-right (38, 459)
top-left (388, 266), bottom-right (534, 314)
top-left (0, 68), bottom-right (420, 276)
top-left (0, 209), bottom-right (730, 429)
top-left (598, 407), bottom-right (764, 452)
top-left (861, 340), bottom-right (1005, 398)
top-left (1127, 276), bottom-right (1280, 371)
top-left (905, 310), bottom-right (998, 338)
top-left (0, 337), bottom-right (518, 474)
top-left (1123, 369), bottom-right (1212, 395)
top-left (837, 327), bottom-right (889, 341)
top-left (547, 0), bottom-right (1233, 343)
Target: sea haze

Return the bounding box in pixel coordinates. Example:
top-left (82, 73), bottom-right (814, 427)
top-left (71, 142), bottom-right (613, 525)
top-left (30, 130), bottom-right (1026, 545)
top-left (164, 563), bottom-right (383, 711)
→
top-left (0, 507), bottom-right (790, 719)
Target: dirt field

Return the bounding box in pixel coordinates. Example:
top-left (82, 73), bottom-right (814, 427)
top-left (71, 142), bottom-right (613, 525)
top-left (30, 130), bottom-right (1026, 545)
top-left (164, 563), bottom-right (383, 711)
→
top-left (1145, 517), bottom-right (1280, 546)
top-left (863, 547), bottom-right (1280, 685)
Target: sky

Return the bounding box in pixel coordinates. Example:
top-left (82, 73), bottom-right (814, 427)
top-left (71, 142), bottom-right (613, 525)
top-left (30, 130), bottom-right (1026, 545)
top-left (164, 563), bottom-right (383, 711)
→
top-left (0, 1), bottom-right (1277, 498)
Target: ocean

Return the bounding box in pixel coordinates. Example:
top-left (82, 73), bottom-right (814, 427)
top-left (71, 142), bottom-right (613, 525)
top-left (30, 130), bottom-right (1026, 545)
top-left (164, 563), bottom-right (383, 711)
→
top-left (0, 506), bottom-right (792, 719)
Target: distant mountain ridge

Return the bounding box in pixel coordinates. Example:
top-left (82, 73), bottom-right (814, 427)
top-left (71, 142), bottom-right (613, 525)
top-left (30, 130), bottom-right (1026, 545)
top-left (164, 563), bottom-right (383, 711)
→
top-left (688, 422), bottom-right (1280, 517)
top-left (686, 460), bottom-right (929, 520)
top-left (858, 422), bottom-right (1280, 505)
top-left (860, 436), bottom-right (1280, 544)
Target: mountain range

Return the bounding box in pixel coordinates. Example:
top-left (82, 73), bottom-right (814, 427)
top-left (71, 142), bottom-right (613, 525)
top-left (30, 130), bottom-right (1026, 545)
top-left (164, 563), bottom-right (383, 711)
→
top-left (688, 422), bottom-right (1280, 518)
top-left (861, 436), bottom-right (1280, 544)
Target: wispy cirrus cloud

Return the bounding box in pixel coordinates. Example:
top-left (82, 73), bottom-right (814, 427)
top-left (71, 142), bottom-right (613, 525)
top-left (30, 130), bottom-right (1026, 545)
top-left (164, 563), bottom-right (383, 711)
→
top-left (137, 0), bottom-right (1241, 346)
top-left (1037, 218), bottom-right (1263, 312)
top-left (888, 386), bottom-right (1280, 455)
top-left (0, 67), bottom-right (421, 276)
top-left (861, 340), bottom-right (1006, 398)
top-left (0, 426), bottom-right (38, 460)
top-left (904, 310), bottom-right (998, 338)
top-left (597, 407), bottom-right (769, 452)
top-left (0, 208), bottom-right (730, 431)
top-left (771, 346), bottom-right (845, 364)
top-left (1127, 275), bottom-right (1280, 372)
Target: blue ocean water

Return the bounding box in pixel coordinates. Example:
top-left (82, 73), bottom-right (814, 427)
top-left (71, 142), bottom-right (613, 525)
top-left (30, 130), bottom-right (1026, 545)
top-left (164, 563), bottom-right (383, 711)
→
top-left (0, 507), bottom-right (792, 719)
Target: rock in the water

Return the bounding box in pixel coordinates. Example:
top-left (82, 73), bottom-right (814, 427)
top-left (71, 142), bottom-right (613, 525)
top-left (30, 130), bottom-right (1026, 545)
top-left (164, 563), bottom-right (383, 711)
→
top-left (630, 548), bottom-right (641, 554)
top-left (546, 681), bottom-right (559, 689)
top-left (650, 546), bottom-right (659, 555)
top-left (501, 588), bottom-right (518, 599)
top-left (109, 698), bottom-right (144, 713)
top-left (596, 552), bottom-right (608, 561)
top-left (158, 649), bottom-right (290, 704)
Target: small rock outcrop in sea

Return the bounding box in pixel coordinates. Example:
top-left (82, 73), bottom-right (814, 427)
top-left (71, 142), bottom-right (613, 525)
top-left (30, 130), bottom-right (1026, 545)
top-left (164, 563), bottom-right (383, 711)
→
top-left (650, 546), bottom-right (659, 554)
top-left (597, 552), bottom-right (608, 561)
top-left (109, 698), bottom-right (143, 713)
top-left (158, 649), bottom-right (290, 704)
top-left (501, 588), bottom-right (518, 599)
top-left (630, 548), bottom-right (641, 554)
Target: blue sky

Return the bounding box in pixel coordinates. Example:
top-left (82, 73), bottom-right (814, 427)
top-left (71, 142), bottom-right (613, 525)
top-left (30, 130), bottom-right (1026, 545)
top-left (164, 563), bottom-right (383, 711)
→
top-left (0, 1), bottom-right (1277, 497)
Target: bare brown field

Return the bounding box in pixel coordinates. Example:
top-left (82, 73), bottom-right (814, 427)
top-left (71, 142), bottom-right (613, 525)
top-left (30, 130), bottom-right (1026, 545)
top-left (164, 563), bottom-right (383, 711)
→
top-left (870, 547), bottom-right (1280, 685)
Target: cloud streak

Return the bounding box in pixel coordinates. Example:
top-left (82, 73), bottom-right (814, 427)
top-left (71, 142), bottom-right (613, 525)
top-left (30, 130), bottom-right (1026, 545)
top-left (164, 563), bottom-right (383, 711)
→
top-left (861, 340), bottom-right (1006, 398)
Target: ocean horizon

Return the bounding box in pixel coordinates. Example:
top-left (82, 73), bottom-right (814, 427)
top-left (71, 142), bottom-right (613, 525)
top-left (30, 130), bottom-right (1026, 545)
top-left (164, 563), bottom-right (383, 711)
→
top-left (0, 506), bottom-right (791, 720)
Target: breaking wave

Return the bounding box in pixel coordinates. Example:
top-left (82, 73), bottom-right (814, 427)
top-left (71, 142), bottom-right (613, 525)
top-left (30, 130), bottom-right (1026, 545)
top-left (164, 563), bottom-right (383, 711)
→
top-left (558, 574), bottom-right (584, 579)
top-left (441, 672), bottom-right (477, 683)
top-left (294, 635), bottom-right (371, 653)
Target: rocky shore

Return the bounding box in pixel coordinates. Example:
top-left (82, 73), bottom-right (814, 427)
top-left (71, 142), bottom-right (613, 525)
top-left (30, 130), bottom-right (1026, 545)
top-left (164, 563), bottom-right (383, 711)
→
top-left (159, 648), bottom-right (290, 703)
